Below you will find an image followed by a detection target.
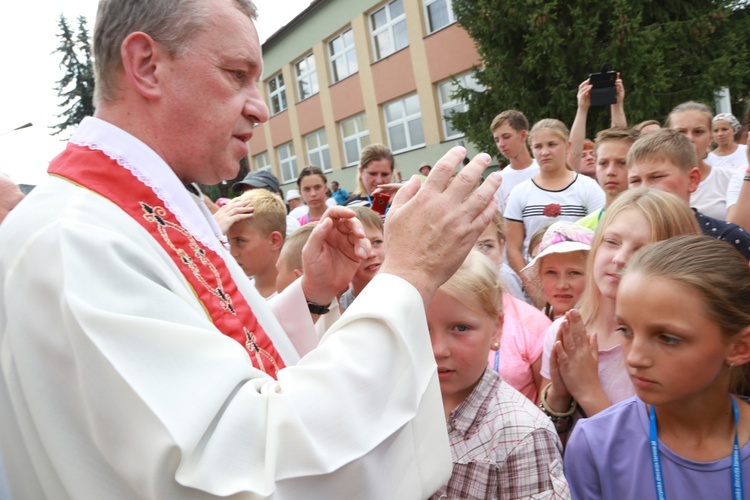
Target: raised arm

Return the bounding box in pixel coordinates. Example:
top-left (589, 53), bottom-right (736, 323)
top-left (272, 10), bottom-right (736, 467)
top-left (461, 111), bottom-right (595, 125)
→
top-left (610, 73), bottom-right (627, 128)
top-left (567, 79), bottom-right (592, 172)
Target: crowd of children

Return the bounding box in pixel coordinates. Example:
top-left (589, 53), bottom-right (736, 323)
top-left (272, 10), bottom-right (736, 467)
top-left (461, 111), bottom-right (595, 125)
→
top-left (208, 77), bottom-right (750, 498)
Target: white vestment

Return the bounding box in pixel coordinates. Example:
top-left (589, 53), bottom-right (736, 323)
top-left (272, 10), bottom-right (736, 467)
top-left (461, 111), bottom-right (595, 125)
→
top-left (0, 118), bottom-right (451, 499)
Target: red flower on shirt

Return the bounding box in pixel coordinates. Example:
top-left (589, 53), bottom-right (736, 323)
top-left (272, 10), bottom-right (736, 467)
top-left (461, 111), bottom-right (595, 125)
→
top-left (543, 203), bottom-right (562, 217)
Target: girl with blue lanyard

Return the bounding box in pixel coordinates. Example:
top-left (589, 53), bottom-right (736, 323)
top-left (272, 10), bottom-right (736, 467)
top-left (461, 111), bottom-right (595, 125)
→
top-left (565, 235), bottom-right (750, 499)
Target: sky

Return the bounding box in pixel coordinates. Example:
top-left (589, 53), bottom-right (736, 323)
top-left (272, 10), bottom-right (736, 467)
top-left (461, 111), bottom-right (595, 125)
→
top-left (0, 0), bottom-right (312, 184)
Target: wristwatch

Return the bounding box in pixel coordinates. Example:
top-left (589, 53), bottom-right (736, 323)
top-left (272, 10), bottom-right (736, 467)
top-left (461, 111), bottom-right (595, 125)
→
top-left (307, 300), bottom-right (331, 315)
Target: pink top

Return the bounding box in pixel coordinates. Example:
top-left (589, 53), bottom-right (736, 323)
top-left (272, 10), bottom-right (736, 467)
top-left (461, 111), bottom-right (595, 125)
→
top-left (488, 293), bottom-right (551, 402)
top-left (297, 214), bottom-right (320, 226)
top-left (540, 317), bottom-right (635, 421)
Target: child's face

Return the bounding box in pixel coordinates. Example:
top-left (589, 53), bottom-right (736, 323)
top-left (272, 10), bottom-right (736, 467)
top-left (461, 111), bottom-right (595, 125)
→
top-left (628, 157), bottom-right (696, 202)
top-left (299, 174), bottom-right (327, 210)
top-left (540, 251), bottom-right (587, 317)
top-left (352, 226), bottom-right (384, 287)
top-left (530, 129), bottom-right (568, 172)
top-left (427, 289), bottom-right (502, 413)
top-left (228, 223), bottom-right (277, 277)
top-left (593, 209), bottom-right (652, 300)
top-left (474, 222), bottom-right (504, 269)
top-left (492, 123), bottom-right (527, 161)
top-left (579, 148), bottom-right (596, 177)
top-left (712, 120), bottom-right (735, 147)
top-left (595, 140), bottom-right (630, 198)
top-left (616, 272), bottom-right (732, 407)
top-left (670, 110), bottom-right (712, 161)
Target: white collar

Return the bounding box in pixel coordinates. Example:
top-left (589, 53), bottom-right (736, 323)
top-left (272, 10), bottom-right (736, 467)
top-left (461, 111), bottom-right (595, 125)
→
top-left (70, 117), bottom-right (225, 255)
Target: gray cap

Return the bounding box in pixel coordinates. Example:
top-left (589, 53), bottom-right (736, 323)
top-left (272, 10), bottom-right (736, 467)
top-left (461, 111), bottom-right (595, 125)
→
top-left (232, 170), bottom-right (281, 194)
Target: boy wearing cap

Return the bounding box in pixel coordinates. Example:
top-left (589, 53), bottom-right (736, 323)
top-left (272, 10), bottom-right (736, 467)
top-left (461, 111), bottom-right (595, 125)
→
top-left (286, 189), bottom-right (305, 218)
top-left (230, 170), bottom-right (300, 237)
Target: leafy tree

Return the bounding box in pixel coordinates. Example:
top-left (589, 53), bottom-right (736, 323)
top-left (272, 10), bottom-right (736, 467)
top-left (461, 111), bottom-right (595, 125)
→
top-left (450, 0), bottom-right (750, 160)
top-left (51, 15), bottom-right (95, 137)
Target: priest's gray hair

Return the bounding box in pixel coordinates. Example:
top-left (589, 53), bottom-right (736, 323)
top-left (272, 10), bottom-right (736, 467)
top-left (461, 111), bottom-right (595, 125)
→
top-left (93, 0), bottom-right (258, 104)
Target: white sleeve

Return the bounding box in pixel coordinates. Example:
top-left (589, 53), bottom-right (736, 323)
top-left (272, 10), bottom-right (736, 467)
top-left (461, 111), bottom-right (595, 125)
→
top-left (726, 165), bottom-right (745, 209)
top-left (584, 176), bottom-right (606, 213)
top-left (0, 204), bottom-right (451, 499)
top-left (540, 319), bottom-right (562, 380)
top-left (504, 181), bottom-right (527, 221)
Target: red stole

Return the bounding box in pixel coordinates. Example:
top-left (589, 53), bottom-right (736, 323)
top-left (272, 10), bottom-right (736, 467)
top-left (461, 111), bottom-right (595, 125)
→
top-left (49, 143), bottom-right (284, 377)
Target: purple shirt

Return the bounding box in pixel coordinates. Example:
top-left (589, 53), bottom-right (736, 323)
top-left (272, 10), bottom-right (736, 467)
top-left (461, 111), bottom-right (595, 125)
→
top-left (565, 396), bottom-right (750, 499)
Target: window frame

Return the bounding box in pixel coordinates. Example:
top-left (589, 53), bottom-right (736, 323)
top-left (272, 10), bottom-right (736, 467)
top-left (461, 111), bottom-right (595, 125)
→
top-left (370, 0), bottom-right (409, 62)
top-left (305, 129), bottom-right (332, 173)
top-left (424, 0), bottom-right (456, 34)
top-left (437, 72), bottom-right (484, 141)
top-left (383, 93), bottom-right (425, 154)
top-left (267, 73), bottom-right (287, 115)
top-left (294, 53), bottom-right (319, 101)
top-left (277, 142), bottom-right (298, 184)
top-left (253, 151), bottom-right (271, 172)
top-left (340, 114), bottom-right (371, 167)
top-left (328, 28), bottom-right (358, 83)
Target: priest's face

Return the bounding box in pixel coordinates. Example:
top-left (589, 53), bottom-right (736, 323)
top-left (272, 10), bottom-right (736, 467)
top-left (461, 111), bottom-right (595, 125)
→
top-left (158, 0), bottom-right (269, 185)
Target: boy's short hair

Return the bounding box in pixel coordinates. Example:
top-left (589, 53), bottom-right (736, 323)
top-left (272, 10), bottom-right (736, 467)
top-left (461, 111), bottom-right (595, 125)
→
top-left (349, 206), bottom-right (384, 232)
top-left (278, 223), bottom-right (317, 272)
top-left (235, 189), bottom-right (287, 238)
top-left (594, 127), bottom-right (639, 150)
top-left (633, 119), bottom-right (661, 133)
top-left (626, 128), bottom-right (697, 173)
top-left (490, 110), bottom-right (529, 133)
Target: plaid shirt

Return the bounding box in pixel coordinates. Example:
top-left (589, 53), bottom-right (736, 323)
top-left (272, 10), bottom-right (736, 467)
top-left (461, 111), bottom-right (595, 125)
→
top-left (431, 369), bottom-right (570, 499)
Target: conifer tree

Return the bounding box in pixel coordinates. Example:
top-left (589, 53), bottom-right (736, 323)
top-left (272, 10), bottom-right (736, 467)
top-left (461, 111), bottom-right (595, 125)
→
top-left (449, 0), bottom-right (750, 159)
top-left (52, 15), bottom-right (95, 137)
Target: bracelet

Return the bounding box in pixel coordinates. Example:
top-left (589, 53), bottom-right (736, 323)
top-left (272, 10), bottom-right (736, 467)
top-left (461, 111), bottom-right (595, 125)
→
top-left (744, 176), bottom-right (750, 182)
top-left (307, 301), bottom-right (332, 315)
top-left (539, 383), bottom-right (577, 418)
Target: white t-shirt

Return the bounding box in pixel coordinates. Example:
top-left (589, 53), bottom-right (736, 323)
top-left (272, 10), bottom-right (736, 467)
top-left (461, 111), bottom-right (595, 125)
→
top-left (504, 174), bottom-right (605, 258)
top-left (690, 165), bottom-right (733, 220)
top-left (493, 160), bottom-right (539, 215)
top-left (288, 198), bottom-right (337, 220)
top-left (706, 144), bottom-right (748, 169)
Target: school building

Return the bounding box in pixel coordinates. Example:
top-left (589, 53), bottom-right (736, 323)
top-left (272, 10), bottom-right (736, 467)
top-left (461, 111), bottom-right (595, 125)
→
top-left (249, 0), bottom-right (483, 195)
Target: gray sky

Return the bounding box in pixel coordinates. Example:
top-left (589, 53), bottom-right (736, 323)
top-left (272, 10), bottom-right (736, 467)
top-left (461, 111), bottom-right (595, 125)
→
top-left (0, 0), bottom-right (311, 184)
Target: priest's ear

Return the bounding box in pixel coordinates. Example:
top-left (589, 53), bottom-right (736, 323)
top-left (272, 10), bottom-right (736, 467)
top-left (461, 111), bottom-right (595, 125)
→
top-left (120, 31), bottom-right (164, 100)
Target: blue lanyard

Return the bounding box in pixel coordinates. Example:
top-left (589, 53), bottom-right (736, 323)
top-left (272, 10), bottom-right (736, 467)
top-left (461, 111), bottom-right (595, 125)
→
top-left (649, 397), bottom-right (743, 500)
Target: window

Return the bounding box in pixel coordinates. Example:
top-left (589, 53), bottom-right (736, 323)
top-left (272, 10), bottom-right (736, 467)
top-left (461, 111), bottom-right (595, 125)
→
top-left (424, 0), bottom-right (456, 34)
top-left (305, 129), bottom-right (332, 172)
top-left (438, 72), bottom-right (484, 140)
top-left (384, 94), bottom-right (424, 153)
top-left (371, 0), bottom-right (408, 61)
top-left (253, 151), bottom-right (270, 172)
top-left (329, 29), bottom-right (358, 83)
top-left (278, 142), bottom-right (298, 183)
top-left (340, 114), bottom-right (371, 166)
top-left (295, 53), bottom-right (319, 101)
top-left (267, 73), bottom-right (287, 115)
